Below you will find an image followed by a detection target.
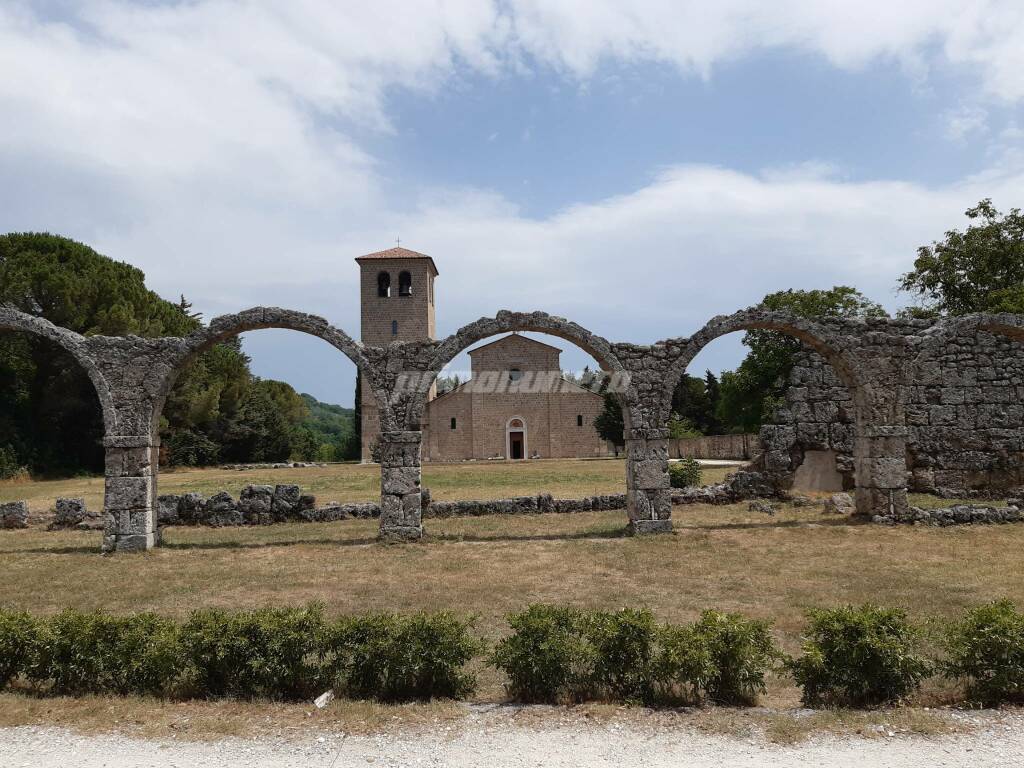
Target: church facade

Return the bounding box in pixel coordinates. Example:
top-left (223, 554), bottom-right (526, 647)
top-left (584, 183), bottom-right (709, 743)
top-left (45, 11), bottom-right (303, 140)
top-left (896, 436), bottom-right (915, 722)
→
top-left (356, 247), bottom-right (609, 462)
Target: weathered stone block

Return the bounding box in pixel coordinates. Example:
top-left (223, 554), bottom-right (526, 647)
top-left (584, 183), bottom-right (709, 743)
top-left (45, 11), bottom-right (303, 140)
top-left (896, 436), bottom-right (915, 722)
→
top-left (54, 497), bottom-right (88, 528)
top-left (104, 476), bottom-right (152, 511)
top-left (204, 491), bottom-right (240, 526)
top-left (156, 495), bottom-right (181, 525)
top-left (1, 500), bottom-right (29, 529)
top-left (379, 494), bottom-right (403, 526)
top-left (631, 458), bottom-right (669, 490)
top-left (272, 484), bottom-right (301, 518)
top-left (822, 492), bottom-right (856, 515)
top-left (382, 466), bottom-right (421, 495)
top-left (239, 484), bottom-right (273, 522)
top-left (861, 458), bottom-right (908, 489)
top-left (178, 492), bottom-right (205, 523)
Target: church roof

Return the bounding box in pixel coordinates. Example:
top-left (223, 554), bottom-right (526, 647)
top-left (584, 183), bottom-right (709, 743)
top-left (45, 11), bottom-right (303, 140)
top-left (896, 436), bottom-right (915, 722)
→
top-left (467, 333), bottom-right (562, 356)
top-left (355, 246), bottom-right (438, 275)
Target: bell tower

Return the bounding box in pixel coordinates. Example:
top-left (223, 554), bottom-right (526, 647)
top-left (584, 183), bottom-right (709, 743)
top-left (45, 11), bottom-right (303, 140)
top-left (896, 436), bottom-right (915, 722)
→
top-left (355, 246), bottom-right (438, 462)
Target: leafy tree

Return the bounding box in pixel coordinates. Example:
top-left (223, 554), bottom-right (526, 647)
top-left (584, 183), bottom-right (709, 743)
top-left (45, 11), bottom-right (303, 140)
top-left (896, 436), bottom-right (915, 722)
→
top-left (0, 232), bottom-right (357, 474)
top-left (219, 380), bottom-right (293, 462)
top-left (0, 233), bottom-right (200, 476)
top-left (671, 372), bottom-right (720, 435)
top-left (716, 287), bottom-right (886, 433)
top-left (298, 393), bottom-right (358, 461)
top-left (353, 375), bottom-right (362, 458)
top-left (900, 199), bottom-right (1024, 316)
top-left (593, 390), bottom-right (624, 446)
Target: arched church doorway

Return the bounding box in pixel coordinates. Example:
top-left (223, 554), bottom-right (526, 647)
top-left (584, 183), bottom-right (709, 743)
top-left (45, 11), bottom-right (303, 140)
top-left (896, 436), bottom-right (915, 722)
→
top-left (506, 417), bottom-right (527, 460)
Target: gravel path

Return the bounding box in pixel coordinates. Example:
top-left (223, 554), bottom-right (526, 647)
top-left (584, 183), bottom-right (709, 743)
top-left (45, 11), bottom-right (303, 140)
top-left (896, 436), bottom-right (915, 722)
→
top-left (2, 721), bottom-right (1022, 767)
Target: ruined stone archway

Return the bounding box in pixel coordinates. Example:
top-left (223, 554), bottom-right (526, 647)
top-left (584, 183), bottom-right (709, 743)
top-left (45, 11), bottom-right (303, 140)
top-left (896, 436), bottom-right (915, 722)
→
top-left (368, 310), bottom-right (643, 538)
top-left (659, 309), bottom-right (907, 519)
top-left (11, 298), bottom-right (1024, 553)
top-left (0, 305), bottom-right (117, 433)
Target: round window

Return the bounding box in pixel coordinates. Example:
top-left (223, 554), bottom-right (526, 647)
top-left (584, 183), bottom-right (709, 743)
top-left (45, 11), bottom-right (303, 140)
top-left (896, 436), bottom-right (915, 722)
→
top-left (508, 368), bottom-right (522, 382)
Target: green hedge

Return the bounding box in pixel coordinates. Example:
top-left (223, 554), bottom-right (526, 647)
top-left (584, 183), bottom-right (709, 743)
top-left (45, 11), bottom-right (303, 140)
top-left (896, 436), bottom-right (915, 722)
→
top-left (789, 605), bottom-right (931, 706)
top-left (944, 599), bottom-right (1024, 705)
top-left (0, 610), bottom-right (43, 687)
top-left (489, 605), bottom-right (780, 705)
top-left (327, 612), bottom-right (481, 702)
top-left (5, 602), bottom-right (1024, 707)
top-left (0, 605), bottom-right (478, 703)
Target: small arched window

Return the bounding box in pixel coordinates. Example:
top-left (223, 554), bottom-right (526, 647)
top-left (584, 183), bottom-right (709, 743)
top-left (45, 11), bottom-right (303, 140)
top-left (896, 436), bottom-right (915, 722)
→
top-left (509, 418), bottom-right (524, 429)
top-left (391, 320), bottom-right (398, 336)
top-left (398, 270), bottom-right (412, 296)
top-left (508, 367), bottom-right (523, 382)
top-left (377, 271), bottom-right (391, 297)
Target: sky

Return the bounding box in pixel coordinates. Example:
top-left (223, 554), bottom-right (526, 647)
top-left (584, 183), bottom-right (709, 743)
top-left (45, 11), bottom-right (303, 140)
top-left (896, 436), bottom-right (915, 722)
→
top-left (3, 1), bottom-right (1024, 405)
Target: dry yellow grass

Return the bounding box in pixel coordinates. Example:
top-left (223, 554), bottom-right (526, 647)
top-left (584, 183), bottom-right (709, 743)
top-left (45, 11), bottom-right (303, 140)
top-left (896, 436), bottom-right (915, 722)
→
top-left (2, 492), bottom-right (1023, 701)
top-left (1, 459), bottom-right (1020, 738)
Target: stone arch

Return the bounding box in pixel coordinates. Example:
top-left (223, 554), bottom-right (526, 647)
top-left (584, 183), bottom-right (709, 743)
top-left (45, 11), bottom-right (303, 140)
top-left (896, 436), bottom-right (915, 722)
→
top-left (390, 309), bottom-right (638, 450)
top-left (154, 307), bottom-right (372, 430)
top-left (0, 305), bottom-right (117, 433)
top-left (661, 310), bottom-right (867, 421)
top-left (659, 309), bottom-right (901, 517)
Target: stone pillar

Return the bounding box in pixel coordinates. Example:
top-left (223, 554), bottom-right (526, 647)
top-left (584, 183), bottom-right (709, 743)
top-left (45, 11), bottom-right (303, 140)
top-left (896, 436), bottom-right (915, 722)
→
top-left (378, 430), bottom-right (423, 541)
top-left (625, 428), bottom-right (673, 534)
top-left (102, 436), bottom-right (159, 553)
top-left (854, 426), bottom-right (909, 519)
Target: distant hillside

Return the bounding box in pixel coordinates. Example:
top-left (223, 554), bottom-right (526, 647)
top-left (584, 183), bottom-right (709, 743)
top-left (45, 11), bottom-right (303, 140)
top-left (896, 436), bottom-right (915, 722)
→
top-left (299, 393), bottom-right (358, 461)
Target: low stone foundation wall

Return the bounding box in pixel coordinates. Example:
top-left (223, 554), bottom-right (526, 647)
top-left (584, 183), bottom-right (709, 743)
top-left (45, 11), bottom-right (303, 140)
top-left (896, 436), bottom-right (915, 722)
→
top-left (873, 502), bottom-right (1024, 526)
top-left (157, 485), bottom-right (379, 526)
top-left (669, 434), bottom-right (759, 460)
top-left (147, 471), bottom-right (777, 528)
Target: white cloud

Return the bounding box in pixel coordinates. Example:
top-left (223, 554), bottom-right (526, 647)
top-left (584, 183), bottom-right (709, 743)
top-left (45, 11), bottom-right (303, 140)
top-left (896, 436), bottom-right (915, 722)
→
top-left (944, 104), bottom-right (989, 141)
top-left (507, 1), bottom-right (1024, 100)
top-left (3, 0), bottom-right (1024, 401)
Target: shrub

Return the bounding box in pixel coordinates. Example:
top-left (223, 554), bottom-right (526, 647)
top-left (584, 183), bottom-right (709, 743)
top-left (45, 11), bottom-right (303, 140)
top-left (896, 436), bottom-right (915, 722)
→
top-left (691, 610), bottom-right (780, 704)
top-left (789, 605), bottom-right (930, 707)
top-left (945, 600), bottom-right (1024, 705)
top-left (493, 605), bottom-right (774, 706)
top-left (589, 608), bottom-right (660, 702)
top-left (180, 603), bottom-right (326, 700)
top-left (669, 458), bottom-right (702, 488)
top-left (327, 612), bottom-right (480, 702)
top-left (0, 609), bottom-right (44, 688)
top-left (652, 623), bottom-right (715, 704)
top-left (490, 605), bottom-right (594, 703)
top-left (38, 610), bottom-right (182, 696)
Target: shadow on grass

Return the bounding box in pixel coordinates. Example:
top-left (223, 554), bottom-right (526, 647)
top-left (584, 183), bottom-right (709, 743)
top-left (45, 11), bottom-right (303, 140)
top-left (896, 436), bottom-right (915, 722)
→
top-left (428, 527), bottom-right (629, 544)
top-left (10, 515), bottom-right (867, 555)
top-left (675, 516), bottom-right (866, 532)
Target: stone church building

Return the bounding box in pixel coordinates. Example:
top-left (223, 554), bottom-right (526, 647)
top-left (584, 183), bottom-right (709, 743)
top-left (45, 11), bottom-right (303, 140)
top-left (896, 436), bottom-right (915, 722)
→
top-left (356, 247), bottom-right (608, 462)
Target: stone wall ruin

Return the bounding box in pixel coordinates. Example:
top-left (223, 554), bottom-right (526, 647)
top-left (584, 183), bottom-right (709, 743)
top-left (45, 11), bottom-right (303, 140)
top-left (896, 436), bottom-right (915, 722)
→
top-left (4, 302), bottom-right (1024, 552)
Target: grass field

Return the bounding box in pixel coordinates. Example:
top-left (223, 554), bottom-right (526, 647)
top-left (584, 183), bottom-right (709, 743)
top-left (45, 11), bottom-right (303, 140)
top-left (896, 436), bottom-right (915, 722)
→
top-left (0, 458), bottom-right (735, 517)
top-left (1, 459), bottom-right (1020, 737)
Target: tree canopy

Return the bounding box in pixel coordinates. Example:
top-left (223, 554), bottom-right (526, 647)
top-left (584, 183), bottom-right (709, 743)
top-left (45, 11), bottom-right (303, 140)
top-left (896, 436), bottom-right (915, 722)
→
top-left (715, 287), bottom-right (886, 433)
top-left (0, 233), bottom-right (357, 478)
top-left (900, 199), bottom-right (1024, 316)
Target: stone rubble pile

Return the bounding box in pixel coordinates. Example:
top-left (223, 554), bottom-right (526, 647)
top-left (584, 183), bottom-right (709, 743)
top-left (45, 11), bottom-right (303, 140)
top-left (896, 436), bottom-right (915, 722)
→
top-left (47, 497), bottom-right (104, 530)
